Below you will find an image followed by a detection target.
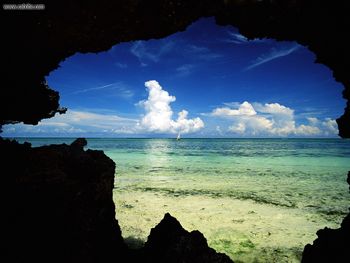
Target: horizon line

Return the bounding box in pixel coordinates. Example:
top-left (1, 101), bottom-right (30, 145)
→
top-left (2, 136), bottom-right (343, 140)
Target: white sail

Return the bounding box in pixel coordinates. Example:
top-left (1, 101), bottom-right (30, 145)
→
top-left (176, 132), bottom-right (181, 140)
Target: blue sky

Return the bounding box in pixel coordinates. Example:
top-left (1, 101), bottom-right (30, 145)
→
top-left (3, 18), bottom-right (345, 137)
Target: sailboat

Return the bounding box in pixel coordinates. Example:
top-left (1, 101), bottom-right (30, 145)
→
top-left (176, 132), bottom-right (181, 141)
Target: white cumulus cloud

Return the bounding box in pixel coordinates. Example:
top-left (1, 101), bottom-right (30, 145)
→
top-left (322, 118), bottom-right (338, 135)
top-left (212, 101), bottom-right (256, 117)
top-left (211, 101), bottom-right (338, 137)
top-left (254, 102), bottom-right (294, 116)
top-left (137, 80), bottom-right (204, 134)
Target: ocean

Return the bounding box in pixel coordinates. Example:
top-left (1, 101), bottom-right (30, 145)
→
top-left (14, 138), bottom-right (350, 262)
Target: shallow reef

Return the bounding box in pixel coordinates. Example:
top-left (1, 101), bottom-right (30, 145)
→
top-left (3, 137), bottom-right (349, 262)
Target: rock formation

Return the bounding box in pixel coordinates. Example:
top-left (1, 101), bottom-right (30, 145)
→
top-left (301, 171), bottom-right (350, 262)
top-left (301, 211), bottom-right (350, 262)
top-left (3, 138), bottom-right (127, 262)
top-left (141, 213), bottom-right (233, 263)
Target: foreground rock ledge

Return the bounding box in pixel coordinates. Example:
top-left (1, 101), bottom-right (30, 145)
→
top-left (140, 213), bottom-right (233, 263)
top-left (301, 172), bottom-right (350, 263)
top-left (3, 137), bottom-right (126, 262)
top-left (3, 138), bottom-right (232, 262)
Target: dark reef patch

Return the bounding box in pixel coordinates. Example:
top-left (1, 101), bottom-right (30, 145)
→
top-left (133, 186), bottom-right (298, 208)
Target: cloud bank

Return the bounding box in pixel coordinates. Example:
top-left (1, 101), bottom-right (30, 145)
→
top-left (137, 80), bottom-right (204, 134)
top-left (211, 101), bottom-right (338, 137)
top-left (3, 87), bottom-right (337, 138)
top-left (3, 110), bottom-right (138, 136)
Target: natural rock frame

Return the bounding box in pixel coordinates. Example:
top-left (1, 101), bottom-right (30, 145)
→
top-left (2, 0), bottom-right (349, 137)
top-left (2, 1), bottom-right (349, 262)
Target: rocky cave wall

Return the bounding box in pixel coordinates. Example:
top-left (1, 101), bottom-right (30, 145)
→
top-left (2, 1), bottom-right (349, 262)
top-left (3, 138), bottom-right (126, 262)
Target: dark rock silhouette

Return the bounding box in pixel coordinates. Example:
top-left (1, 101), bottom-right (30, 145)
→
top-left (141, 213), bottom-right (233, 263)
top-left (301, 171), bottom-right (350, 263)
top-left (2, 0), bottom-right (350, 137)
top-left (301, 211), bottom-right (350, 263)
top-left (2, 138), bottom-right (127, 262)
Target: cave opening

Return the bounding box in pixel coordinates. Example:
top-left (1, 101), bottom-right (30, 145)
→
top-left (4, 17), bottom-right (349, 263)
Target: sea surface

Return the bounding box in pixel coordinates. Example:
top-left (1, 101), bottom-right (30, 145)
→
top-left (14, 138), bottom-right (350, 262)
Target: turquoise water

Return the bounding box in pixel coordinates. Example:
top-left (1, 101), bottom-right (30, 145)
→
top-left (13, 138), bottom-right (350, 262)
